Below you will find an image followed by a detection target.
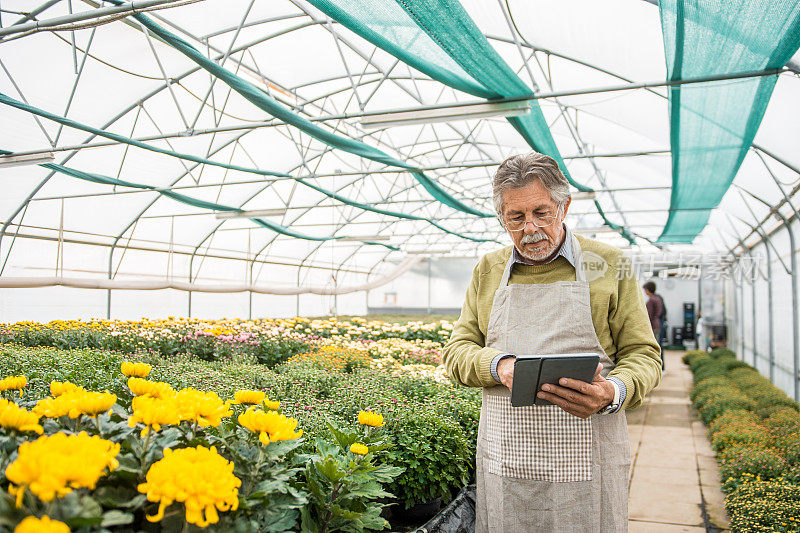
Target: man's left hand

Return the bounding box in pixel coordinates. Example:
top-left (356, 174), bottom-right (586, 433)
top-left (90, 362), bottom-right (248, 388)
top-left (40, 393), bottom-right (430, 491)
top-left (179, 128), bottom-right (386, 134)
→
top-left (536, 363), bottom-right (615, 419)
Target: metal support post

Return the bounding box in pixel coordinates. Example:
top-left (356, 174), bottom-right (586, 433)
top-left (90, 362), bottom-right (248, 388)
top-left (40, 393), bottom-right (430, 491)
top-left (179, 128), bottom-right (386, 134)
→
top-left (427, 258), bottom-right (432, 315)
top-left (766, 243), bottom-right (775, 383)
top-left (752, 257), bottom-right (758, 369)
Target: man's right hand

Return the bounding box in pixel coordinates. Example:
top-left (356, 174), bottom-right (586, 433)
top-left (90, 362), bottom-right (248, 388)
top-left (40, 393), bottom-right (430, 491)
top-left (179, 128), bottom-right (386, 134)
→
top-left (497, 356), bottom-right (516, 390)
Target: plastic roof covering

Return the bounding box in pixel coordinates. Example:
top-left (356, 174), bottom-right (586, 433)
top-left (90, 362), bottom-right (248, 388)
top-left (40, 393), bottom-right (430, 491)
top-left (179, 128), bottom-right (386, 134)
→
top-left (2, 0), bottom-right (800, 292)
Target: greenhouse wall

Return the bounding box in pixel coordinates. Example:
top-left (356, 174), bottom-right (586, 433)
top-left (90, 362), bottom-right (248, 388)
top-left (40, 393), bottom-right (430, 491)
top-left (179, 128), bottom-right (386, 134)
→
top-left (726, 218), bottom-right (800, 401)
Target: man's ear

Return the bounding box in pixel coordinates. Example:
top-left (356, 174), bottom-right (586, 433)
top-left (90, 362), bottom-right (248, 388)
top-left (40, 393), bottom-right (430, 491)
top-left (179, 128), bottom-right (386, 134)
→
top-left (561, 196), bottom-right (572, 217)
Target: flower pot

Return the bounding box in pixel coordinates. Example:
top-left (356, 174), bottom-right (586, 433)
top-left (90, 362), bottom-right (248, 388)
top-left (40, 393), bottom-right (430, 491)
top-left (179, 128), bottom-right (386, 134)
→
top-left (394, 497), bottom-right (443, 523)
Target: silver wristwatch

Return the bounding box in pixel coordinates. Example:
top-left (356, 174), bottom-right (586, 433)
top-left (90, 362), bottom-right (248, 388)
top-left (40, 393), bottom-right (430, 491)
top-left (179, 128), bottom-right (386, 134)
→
top-left (598, 381), bottom-right (621, 414)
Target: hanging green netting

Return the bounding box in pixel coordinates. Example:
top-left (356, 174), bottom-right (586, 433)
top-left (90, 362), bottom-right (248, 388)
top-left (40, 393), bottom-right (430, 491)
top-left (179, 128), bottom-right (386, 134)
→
top-left (307, 0), bottom-right (636, 244)
top-left (658, 0), bottom-right (800, 243)
top-left (393, 0), bottom-right (580, 186)
top-left (309, 0), bottom-right (575, 186)
top-left (305, 0), bottom-right (493, 99)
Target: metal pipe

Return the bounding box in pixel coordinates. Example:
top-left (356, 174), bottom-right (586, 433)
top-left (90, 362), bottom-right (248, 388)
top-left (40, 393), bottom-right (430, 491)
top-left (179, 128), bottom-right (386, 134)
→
top-left (285, 69), bottom-right (786, 120)
top-left (753, 253), bottom-right (758, 369)
top-left (0, 0), bottom-right (191, 38)
top-left (739, 276), bottom-right (744, 361)
top-left (766, 240), bottom-right (775, 382)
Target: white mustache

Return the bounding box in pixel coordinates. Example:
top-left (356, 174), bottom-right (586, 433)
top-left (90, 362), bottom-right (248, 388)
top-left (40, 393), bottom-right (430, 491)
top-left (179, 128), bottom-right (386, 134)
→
top-left (520, 232), bottom-right (548, 244)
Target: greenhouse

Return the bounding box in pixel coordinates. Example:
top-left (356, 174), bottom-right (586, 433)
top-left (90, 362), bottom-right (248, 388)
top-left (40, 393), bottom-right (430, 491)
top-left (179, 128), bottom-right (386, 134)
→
top-left (1, 0), bottom-right (800, 531)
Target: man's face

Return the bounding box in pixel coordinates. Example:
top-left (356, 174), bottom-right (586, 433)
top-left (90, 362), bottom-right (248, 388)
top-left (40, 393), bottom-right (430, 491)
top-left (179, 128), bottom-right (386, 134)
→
top-left (500, 180), bottom-right (571, 262)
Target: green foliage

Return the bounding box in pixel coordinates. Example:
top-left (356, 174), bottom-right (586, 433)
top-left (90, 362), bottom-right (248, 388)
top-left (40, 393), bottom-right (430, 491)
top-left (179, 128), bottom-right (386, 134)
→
top-left (693, 359), bottom-right (732, 384)
top-left (764, 409), bottom-right (800, 443)
top-left (253, 338), bottom-right (311, 367)
top-left (1, 342), bottom-right (480, 524)
top-left (708, 410), bottom-right (760, 436)
top-left (719, 446), bottom-right (788, 492)
top-left (725, 478), bottom-right (800, 532)
top-left (0, 370), bottom-right (411, 532)
top-left (699, 394), bottom-right (757, 425)
top-left (0, 391), bottom-right (313, 531)
top-left (709, 347), bottom-right (736, 359)
top-left (755, 403), bottom-right (800, 419)
top-left (384, 410), bottom-right (472, 508)
top-left (270, 365), bottom-right (480, 505)
top-left (688, 353), bottom-right (713, 372)
top-left (690, 376), bottom-right (734, 403)
top-left (300, 424), bottom-right (403, 533)
top-left (682, 349), bottom-right (706, 365)
top-left (684, 346), bottom-right (800, 531)
top-left (710, 419), bottom-right (770, 453)
top-left (0, 344), bottom-right (287, 401)
top-left (778, 435), bottom-right (800, 466)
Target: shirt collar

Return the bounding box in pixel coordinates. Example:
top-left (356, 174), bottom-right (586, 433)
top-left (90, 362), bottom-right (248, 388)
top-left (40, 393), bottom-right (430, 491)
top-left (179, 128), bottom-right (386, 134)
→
top-left (512, 224), bottom-right (576, 267)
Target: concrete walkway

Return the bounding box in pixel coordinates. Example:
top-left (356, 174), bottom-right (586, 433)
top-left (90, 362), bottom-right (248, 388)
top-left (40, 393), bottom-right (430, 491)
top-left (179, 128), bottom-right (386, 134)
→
top-left (627, 350), bottom-right (730, 532)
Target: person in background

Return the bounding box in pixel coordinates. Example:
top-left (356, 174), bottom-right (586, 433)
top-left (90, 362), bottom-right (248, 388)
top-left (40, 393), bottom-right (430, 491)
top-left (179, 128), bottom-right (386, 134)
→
top-left (656, 292), bottom-right (667, 352)
top-left (643, 281), bottom-right (665, 370)
top-left (696, 311), bottom-right (707, 352)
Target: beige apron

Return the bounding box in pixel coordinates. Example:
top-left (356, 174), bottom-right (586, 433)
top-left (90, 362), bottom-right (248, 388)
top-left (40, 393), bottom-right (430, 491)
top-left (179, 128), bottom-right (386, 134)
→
top-left (476, 235), bottom-right (630, 532)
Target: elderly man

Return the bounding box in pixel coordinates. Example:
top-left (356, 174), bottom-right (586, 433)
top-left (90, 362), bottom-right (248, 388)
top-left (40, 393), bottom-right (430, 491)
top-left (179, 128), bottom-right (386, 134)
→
top-left (443, 152), bottom-right (661, 532)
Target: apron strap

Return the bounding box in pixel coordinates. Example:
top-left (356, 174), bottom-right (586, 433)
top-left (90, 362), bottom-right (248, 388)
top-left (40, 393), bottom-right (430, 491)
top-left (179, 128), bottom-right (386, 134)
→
top-left (499, 230), bottom-right (587, 286)
top-left (572, 234), bottom-right (587, 283)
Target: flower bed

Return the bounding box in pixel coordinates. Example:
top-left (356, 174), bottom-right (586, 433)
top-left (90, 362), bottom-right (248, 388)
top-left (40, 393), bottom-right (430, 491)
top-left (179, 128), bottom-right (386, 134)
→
top-left (0, 319), bottom-right (479, 531)
top-left (0, 317), bottom-right (454, 366)
top-left (683, 348), bottom-right (800, 532)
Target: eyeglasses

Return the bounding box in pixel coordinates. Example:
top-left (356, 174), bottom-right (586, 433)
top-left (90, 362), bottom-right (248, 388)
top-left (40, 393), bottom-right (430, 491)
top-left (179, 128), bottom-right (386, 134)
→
top-left (501, 205), bottom-right (563, 232)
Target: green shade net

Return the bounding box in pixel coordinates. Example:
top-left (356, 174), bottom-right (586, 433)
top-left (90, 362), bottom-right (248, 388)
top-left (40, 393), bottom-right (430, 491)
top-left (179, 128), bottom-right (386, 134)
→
top-left (310, 0), bottom-right (574, 185)
top-left (658, 0), bottom-right (800, 243)
top-left (308, 0), bottom-right (635, 244)
top-left (306, 0), bottom-right (494, 99)
top-left (104, 0), bottom-right (492, 219)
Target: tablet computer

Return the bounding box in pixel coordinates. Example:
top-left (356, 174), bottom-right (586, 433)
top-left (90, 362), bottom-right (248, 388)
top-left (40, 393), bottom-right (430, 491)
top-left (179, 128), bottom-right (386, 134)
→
top-left (510, 353), bottom-right (600, 407)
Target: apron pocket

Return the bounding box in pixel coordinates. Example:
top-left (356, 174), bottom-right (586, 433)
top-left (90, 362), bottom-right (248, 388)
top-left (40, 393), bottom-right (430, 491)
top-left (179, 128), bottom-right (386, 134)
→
top-left (484, 395), bottom-right (593, 482)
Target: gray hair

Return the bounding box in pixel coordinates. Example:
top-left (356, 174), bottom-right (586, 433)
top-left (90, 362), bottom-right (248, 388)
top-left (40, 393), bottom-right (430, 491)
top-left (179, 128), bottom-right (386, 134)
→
top-left (492, 152), bottom-right (571, 214)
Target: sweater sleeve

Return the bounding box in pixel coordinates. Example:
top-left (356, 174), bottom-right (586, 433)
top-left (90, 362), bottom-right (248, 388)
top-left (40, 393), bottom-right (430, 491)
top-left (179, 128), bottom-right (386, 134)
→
top-left (442, 263), bottom-right (503, 388)
top-left (607, 256), bottom-right (663, 410)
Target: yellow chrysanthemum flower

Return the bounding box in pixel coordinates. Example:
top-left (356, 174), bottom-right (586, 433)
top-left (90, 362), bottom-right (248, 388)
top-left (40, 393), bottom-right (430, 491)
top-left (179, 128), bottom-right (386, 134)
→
top-left (350, 443), bottom-right (369, 455)
top-left (0, 376), bottom-right (27, 392)
top-left (127, 395), bottom-right (182, 436)
top-left (49, 381), bottom-right (83, 397)
top-left (176, 389), bottom-right (231, 428)
top-left (6, 432), bottom-right (119, 507)
top-left (237, 407), bottom-right (303, 445)
top-left (32, 394), bottom-right (76, 419)
top-left (263, 399), bottom-right (280, 410)
top-left (138, 446), bottom-right (240, 528)
top-left (14, 515), bottom-right (70, 533)
top-left (127, 377), bottom-right (175, 399)
top-left (357, 410), bottom-right (384, 428)
top-left (74, 391), bottom-right (116, 418)
top-left (32, 390), bottom-right (115, 419)
top-left (0, 399), bottom-right (43, 434)
top-left (230, 390), bottom-right (265, 405)
top-left (120, 362), bottom-right (152, 378)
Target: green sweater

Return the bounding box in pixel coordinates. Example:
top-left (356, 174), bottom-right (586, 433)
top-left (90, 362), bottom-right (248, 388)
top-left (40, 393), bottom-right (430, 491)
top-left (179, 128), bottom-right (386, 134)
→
top-left (442, 236), bottom-right (662, 411)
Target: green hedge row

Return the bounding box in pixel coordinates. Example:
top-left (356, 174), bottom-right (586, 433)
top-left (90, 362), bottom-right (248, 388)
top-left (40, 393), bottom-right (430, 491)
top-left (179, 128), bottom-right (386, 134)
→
top-left (683, 348), bottom-right (800, 532)
top-left (0, 343), bottom-right (480, 510)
